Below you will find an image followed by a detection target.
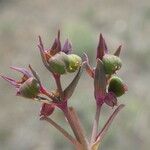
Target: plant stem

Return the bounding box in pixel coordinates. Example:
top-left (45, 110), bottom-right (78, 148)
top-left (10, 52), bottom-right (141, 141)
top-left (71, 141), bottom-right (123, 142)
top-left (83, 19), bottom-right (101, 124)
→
top-left (40, 86), bottom-right (57, 101)
top-left (64, 107), bottom-right (90, 150)
top-left (90, 104), bottom-right (102, 145)
top-left (53, 74), bottom-right (63, 99)
top-left (95, 104), bottom-right (125, 142)
top-left (40, 116), bottom-right (78, 145)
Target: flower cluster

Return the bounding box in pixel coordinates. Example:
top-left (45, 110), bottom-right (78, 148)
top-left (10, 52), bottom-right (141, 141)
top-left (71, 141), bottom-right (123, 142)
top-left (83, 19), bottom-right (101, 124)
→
top-left (1, 31), bottom-right (127, 150)
top-left (84, 34), bottom-right (127, 107)
top-left (1, 31), bottom-right (83, 116)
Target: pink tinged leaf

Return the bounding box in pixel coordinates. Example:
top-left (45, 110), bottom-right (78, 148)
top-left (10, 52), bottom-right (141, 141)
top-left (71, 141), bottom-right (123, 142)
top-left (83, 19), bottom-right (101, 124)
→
top-left (103, 35), bottom-right (108, 54)
top-left (62, 39), bottom-right (72, 54)
top-left (94, 59), bottom-right (107, 104)
top-left (55, 37), bottom-right (61, 53)
top-left (104, 92), bottom-right (118, 107)
top-left (38, 44), bottom-right (49, 68)
top-left (51, 38), bottom-right (58, 51)
top-left (50, 30), bottom-right (61, 55)
top-left (114, 45), bottom-right (122, 57)
top-left (40, 103), bottom-right (55, 117)
top-left (38, 37), bottom-right (50, 70)
top-left (0, 74), bottom-right (19, 87)
top-left (29, 65), bottom-right (41, 86)
top-left (82, 53), bottom-right (94, 78)
top-left (38, 35), bottom-right (44, 50)
top-left (10, 66), bottom-right (32, 78)
top-left (57, 29), bottom-right (60, 40)
top-left (57, 30), bottom-right (61, 52)
top-left (96, 34), bottom-right (108, 60)
top-left (82, 52), bottom-right (89, 62)
top-left (63, 66), bottom-right (83, 100)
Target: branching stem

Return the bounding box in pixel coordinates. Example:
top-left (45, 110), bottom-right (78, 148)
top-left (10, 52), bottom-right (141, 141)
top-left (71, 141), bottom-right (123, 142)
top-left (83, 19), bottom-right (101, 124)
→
top-left (63, 107), bottom-right (90, 150)
top-left (96, 104), bottom-right (125, 142)
top-left (40, 116), bottom-right (78, 145)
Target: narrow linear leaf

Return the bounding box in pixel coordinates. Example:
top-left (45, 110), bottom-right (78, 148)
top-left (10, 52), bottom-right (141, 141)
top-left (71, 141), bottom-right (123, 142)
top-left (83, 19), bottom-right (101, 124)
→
top-left (10, 66), bottom-right (32, 78)
top-left (95, 104), bottom-right (125, 144)
top-left (96, 34), bottom-right (107, 59)
top-left (83, 53), bottom-right (94, 78)
top-left (38, 36), bottom-right (50, 70)
top-left (94, 59), bottom-right (107, 100)
top-left (91, 104), bottom-right (124, 150)
top-left (63, 66), bottom-right (83, 100)
top-left (29, 65), bottom-right (41, 85)
top-left (62, 39), bottom-right (72, 54)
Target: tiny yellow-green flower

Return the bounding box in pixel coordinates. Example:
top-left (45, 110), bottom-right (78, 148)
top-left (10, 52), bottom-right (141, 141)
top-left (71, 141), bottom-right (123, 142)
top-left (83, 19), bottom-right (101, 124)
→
top-left (67, 54), bottom-right (82, 73)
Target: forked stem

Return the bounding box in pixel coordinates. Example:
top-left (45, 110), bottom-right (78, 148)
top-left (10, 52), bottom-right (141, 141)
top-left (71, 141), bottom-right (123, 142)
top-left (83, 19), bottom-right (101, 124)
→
top-left (40, 116), bottom-right (78, 145)
top-left (96, 104), bottom-right (125, 142)
top-left (63, 107), bottom-right (90, 150)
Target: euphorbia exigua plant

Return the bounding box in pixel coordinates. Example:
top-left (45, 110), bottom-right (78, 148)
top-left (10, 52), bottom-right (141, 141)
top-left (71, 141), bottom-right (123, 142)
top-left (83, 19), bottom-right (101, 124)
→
top-left (0, 31), bottom-right (127, 150)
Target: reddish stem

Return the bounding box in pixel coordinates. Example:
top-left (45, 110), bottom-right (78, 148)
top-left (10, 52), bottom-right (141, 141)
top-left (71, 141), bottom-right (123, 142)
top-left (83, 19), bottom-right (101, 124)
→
top-left (40, 116), bottom-right (78, 145)
top-left (63, 107), bottom-right (90, 150)
top-left (53, 74), bottom-right (63, 99)
top-left (40, 86), bottom-right (57, 101)
top-left (90, 104), bottom-right (102, 144)
top-left (96, 104), bottom-right (125, 142)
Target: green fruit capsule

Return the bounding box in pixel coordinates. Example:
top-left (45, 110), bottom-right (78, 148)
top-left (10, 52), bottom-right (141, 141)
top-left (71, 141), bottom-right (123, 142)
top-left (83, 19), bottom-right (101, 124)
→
top-left (48, 52), bottom-right (69, 74)
top-left (67, 54), bottom-right (82, 73)
top-left (18, 77), bottom-right (40, 98)
top-left (108, 76), bottom-right (127, 97)
top-left (102, 54), bottom-right (122, 75)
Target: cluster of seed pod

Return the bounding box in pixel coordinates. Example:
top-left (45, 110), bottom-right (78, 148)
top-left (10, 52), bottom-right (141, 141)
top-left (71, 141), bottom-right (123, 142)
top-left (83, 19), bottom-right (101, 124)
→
top-left (0, 32), bottom-right (128, 150)
top-left (48, 52), bottom-right (82, 74)
top-left (102, 54), bottom-right (126, 97)
top-left (0, 32), bottom-right (127, 111)
top-left (17, 77), bottom-right (40, 98)
top-left (102, 54), bottom-right (122, 75)
top-left (0, 67), bottom-right (41, 99)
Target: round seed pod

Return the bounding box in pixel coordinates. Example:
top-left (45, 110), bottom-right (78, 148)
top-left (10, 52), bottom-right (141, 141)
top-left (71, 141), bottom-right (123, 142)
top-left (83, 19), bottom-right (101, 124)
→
top-left (48, 52), bottom-right (69, 74)
top-left (108, 76), bottom-right (126, 97)
top-left (67, 54), bottom-right (82, 73)
top-left (102, 54), bottom-right (122, 75)
top-left (18, 77), bottom-right (40, 98)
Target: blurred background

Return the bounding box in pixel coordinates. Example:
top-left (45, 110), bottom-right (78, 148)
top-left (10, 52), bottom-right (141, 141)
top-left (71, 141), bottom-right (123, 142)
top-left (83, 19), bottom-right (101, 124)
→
top-left (0, 0), bottom-right (150, 149)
